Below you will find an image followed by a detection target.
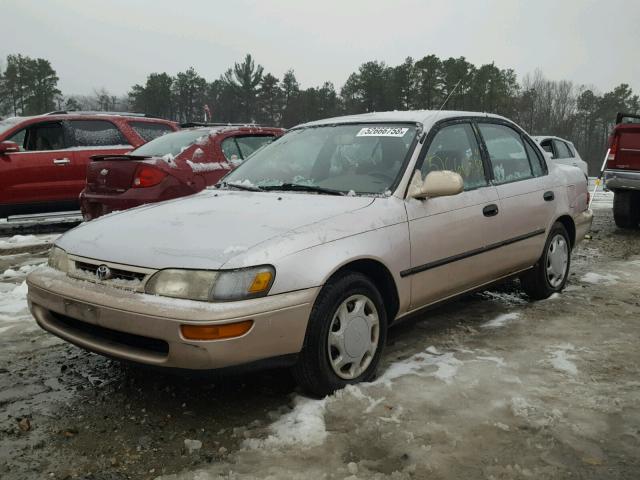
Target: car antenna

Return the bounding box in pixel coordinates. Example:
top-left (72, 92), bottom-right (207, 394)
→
top-left (438, 79), bottom-right (463, 111)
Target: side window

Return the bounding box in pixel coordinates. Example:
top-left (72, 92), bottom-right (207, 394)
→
top-left (421, 123), bottom-right (487, 190)
top-left (130, 122), bottom-right (174, 142)
top-left (478, 123), bottom-right (533, 184)
top-left (7, 129), bottom-right (27, 150)
top-left (539, 139), bottom-right (554, 156)
top-left (24, 122), bottom-right (66, 151)
top-left (552, 139), bottom-right (572, 159)
top-left (235, 135), bottom-right (275, 160)
top-left (221, 137), bottom-right (242, 165)
top-left (69, 120), bottom-right (129, 147)
top-left (524, 139), bottom-right (545, 177)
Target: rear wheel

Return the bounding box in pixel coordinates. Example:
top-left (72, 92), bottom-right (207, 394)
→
top-left (520, 222), bottom-right (571, 300)
top-left (292, 272), bottom-right (387, 397)
top-left (613, 190), bottom-right (640, 229)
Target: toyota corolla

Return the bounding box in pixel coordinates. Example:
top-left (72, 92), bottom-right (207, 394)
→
top-left (27, 110), bottom-right (592, 396)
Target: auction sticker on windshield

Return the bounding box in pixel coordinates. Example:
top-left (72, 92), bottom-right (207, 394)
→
top-left (357, 127), bottom-right (409, 137)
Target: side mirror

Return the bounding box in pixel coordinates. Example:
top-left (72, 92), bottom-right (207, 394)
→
top-left (543, 151), bottom-right (553, 161)
top-left (0, 141), bottom-right (20, 154)
top-left (410, 170), bottom-right (464, 199)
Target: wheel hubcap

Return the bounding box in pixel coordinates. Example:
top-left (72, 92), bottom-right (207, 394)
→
top-left (327, 294), bottom-right (380, 380)
top-left (546, 234), bottom-right (568, 288)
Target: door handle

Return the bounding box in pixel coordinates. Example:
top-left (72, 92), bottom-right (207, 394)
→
top-left (483, 204), bottom-right (499, 217)
top-left (543, 191), bottom-right (555, 201)
top-left (53, 158), bottom-right (70, 165)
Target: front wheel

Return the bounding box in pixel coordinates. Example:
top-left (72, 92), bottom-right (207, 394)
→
top-left (520, 222), bottom-right (571, 300)
top-left (292, 272), bottom-right (387, 397)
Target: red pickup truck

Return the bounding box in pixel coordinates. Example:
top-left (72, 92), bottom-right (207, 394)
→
top-left (0, 112), bottom-right (178, 218)
top-left (604, 112), bottom-right (640, 228)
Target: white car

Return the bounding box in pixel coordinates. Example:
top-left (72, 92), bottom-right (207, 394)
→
top-left (533, 136), bottom-right (588, 177)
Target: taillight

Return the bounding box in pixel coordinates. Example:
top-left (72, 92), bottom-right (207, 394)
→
top-left (607, 133), bottom-right (619, 166)
top-left (132, 165), bottom-right (167, 188)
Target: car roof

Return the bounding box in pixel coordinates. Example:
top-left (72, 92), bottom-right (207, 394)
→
top-left (296, 110), bottom-right (508, 130)
top-left (182, 125), bottom-right (284, 135)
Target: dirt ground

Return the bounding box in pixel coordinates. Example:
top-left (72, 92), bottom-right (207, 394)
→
top-left (1, 191), bottom-right (639, 480)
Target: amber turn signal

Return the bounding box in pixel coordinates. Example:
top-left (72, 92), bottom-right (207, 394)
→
top-left (249, 271), bottom-right (273, 293)
top-left (180, 320), bottom-right (253, 340)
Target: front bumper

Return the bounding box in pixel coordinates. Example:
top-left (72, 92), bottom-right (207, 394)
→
top-left (604, 169), bottom-right (640, 191)
top-left (27, 267), bottom-right (317, 370)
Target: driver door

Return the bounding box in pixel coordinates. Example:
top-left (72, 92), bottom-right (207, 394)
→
top-left (2, 121), bottom-right (75, 206)
top-left (404, 121), bottom-right (504, 310)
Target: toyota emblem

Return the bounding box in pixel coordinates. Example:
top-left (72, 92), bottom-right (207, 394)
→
top-left (96, 265), bottom-right (112, 281)
top-left (100, 169), bottom-right (109, 176)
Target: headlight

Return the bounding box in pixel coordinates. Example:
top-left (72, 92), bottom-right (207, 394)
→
top-left (145, 266), bottom-right (275, 302)
top-left (48, 246), bottom-right (69, 273)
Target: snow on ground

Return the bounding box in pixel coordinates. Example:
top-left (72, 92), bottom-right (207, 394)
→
top-left (548, 344), bottom-right (578, 376)
top-left (580, 271), bottom-right (619, 285)
top-left (481, 311), bottom-right (521, 328)
top-left (0, 234), bottom-right (59, 249)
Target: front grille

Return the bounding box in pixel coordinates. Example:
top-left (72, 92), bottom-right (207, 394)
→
top-left (74, 261), bottom-right (146, 282)
top-left (50, 311), bottom-right (169, 356)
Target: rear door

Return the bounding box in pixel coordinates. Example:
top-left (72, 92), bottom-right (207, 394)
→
top-left (476, 121), bottom-right (555, 276)
top-left (1, 120), bottom-right (77, 206)
top-left (68, 119), bottom-right (133, 195)
top-left (405, 120), bottom-right (503, 309)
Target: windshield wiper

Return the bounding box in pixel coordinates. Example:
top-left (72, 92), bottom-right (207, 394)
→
top-left (217, 181), bottom-right (264, 192)
top-left (262, 183), bottom-right (345, 196)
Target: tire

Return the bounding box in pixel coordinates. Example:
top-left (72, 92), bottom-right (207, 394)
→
top-left (520, 222), bottom-right (571, 301)
top-left (292, 272), bottom-right (388, 397)
top-left (613, 190), bottom-right (640, 229)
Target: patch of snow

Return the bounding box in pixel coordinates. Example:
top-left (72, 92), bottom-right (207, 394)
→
top-left (481, 312), bottom-right (521, 329)
top-left (376, 350), bottom-right (462, 387)
top-left (549, 344), bottom-right (578, 376)
top-left (161, 153), bottom-right (178, 168)
top-left (580, 272), bottom-right (619, 285)
top-left (481, 291), bottom-right (528, 305)
top-left (475, 356), bottom-right (506, 367)
top-left (244, 395), bottom-right (328, 449)
top-left (186, 160), bottom-right (228, 172)
top-left (0, 281), bottom-right (29, 317)
top-left (0, 234), bottom-right (58, 249)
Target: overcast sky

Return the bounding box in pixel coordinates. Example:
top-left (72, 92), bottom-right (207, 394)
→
top-left (3, 0), bottom-right (639, 97)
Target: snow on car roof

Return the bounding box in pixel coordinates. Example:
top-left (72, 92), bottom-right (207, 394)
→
top-left (296, 110), bottom-right (506, 129)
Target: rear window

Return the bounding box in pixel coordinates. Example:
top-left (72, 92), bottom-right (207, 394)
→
top-left (132, 129), bottom-right (208, 157)
top-left (236, 135), bottom-right (275, 158)
top-left (70, 120), bottom-right (129, 147)
top-left (130, 121), bottom-right (174, 142)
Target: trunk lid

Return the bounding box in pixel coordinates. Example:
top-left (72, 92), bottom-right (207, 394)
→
top-left (85, 155), bottom-right (150, 194)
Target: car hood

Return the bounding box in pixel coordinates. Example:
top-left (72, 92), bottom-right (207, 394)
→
top-left (56, 190), bottom-right (376, 270)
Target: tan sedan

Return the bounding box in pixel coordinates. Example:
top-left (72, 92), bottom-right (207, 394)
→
top-left (27, 111), bottom-right (592, 396)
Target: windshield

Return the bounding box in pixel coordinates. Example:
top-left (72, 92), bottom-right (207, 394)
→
top-left (132, 129), bottom-right (208, 157)
top-left (223, 124), bottom-right (418, 195)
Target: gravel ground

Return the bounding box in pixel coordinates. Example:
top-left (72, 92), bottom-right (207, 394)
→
top-left (1, 190), bottom-right (639, 480)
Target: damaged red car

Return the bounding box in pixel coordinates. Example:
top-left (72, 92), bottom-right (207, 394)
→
top-left (80, 125), bottom-right (284, 220)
